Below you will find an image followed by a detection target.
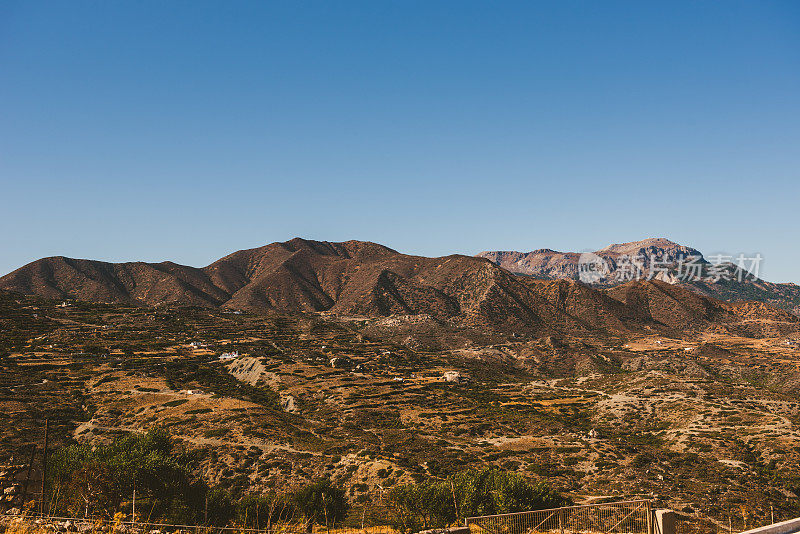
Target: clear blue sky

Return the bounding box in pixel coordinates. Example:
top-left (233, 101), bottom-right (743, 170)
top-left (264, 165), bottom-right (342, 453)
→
top-left (2, 1), bottom-right (799, 282)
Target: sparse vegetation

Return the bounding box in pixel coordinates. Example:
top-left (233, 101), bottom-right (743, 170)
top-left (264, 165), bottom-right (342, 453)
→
top-left (0, 289), bottom-right (799, 529)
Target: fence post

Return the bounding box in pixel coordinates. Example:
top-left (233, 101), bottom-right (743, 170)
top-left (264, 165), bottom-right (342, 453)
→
top-left (647, 501), bottom-right (654, 534)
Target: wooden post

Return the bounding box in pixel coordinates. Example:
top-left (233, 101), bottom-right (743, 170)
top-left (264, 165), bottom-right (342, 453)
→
top-left (646, 501), bottom-right (654, 534)
top-left (41, 419), bottom-right (49, 516)
top-left (21, 444), bottom-right (37, 505)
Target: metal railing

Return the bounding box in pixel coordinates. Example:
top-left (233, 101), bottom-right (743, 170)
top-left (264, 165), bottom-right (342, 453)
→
top-left (465, 500), bottom-right (653, 534)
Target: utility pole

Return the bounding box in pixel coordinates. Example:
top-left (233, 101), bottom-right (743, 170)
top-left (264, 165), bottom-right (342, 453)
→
top-left (41, 419), bottom-right (49, 516)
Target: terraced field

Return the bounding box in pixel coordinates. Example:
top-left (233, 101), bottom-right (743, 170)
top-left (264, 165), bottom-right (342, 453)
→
top-left (1, 291), bottom-right (800, 528)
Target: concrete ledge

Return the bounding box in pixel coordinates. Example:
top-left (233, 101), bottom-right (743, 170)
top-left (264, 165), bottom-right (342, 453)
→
top-left (656, 509), bottom-right (676, 534)
top-left (738, 517), bottom-right (800, 534)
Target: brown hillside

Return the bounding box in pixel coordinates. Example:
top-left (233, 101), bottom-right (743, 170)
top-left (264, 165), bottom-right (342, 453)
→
top-left (2, 238), bottom-right (796, 339)
top-left (0, 256), bottom-right (229, 307)
top-left (606, 279), bottom-right (799, 336)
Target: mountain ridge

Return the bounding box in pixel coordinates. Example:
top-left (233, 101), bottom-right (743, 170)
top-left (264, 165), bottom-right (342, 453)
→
top-left (2, 237), bottom-right (798, 340)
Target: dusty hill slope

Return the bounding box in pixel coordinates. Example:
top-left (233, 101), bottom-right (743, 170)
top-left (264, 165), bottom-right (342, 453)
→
top-left (605, 279), bottom-right (798, 336)
top-left (2, 238), bottom-right (798, 337)
top-left (0, 238), bottom-right (622, 334)
top-left (0, 256), bottom-right (229, 307)
top-left (0, 239), bottom-right (401, 311)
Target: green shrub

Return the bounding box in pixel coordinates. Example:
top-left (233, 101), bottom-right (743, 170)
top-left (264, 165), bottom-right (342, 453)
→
top-left (206, 488), bottom-right (235, 526)
top-left (294, 479), bottom-right (349, 531)
top-left (83, 344), bottom-right (107, 355)
top-left (389, 468), bottom-right (568, 532)
top-left (48, 428), bottom-right (193, 519)
top-left (236, 492), bottom-right (296, 528)
top-left (389, 479), bottom-right (453, 533)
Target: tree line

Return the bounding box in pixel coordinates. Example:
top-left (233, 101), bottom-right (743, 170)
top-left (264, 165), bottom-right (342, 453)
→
top-left (46, 428), bottom-right (566, 532)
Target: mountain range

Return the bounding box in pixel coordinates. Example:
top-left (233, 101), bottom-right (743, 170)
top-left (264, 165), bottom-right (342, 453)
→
top-left (1, 237), bottom-right (798, 340)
